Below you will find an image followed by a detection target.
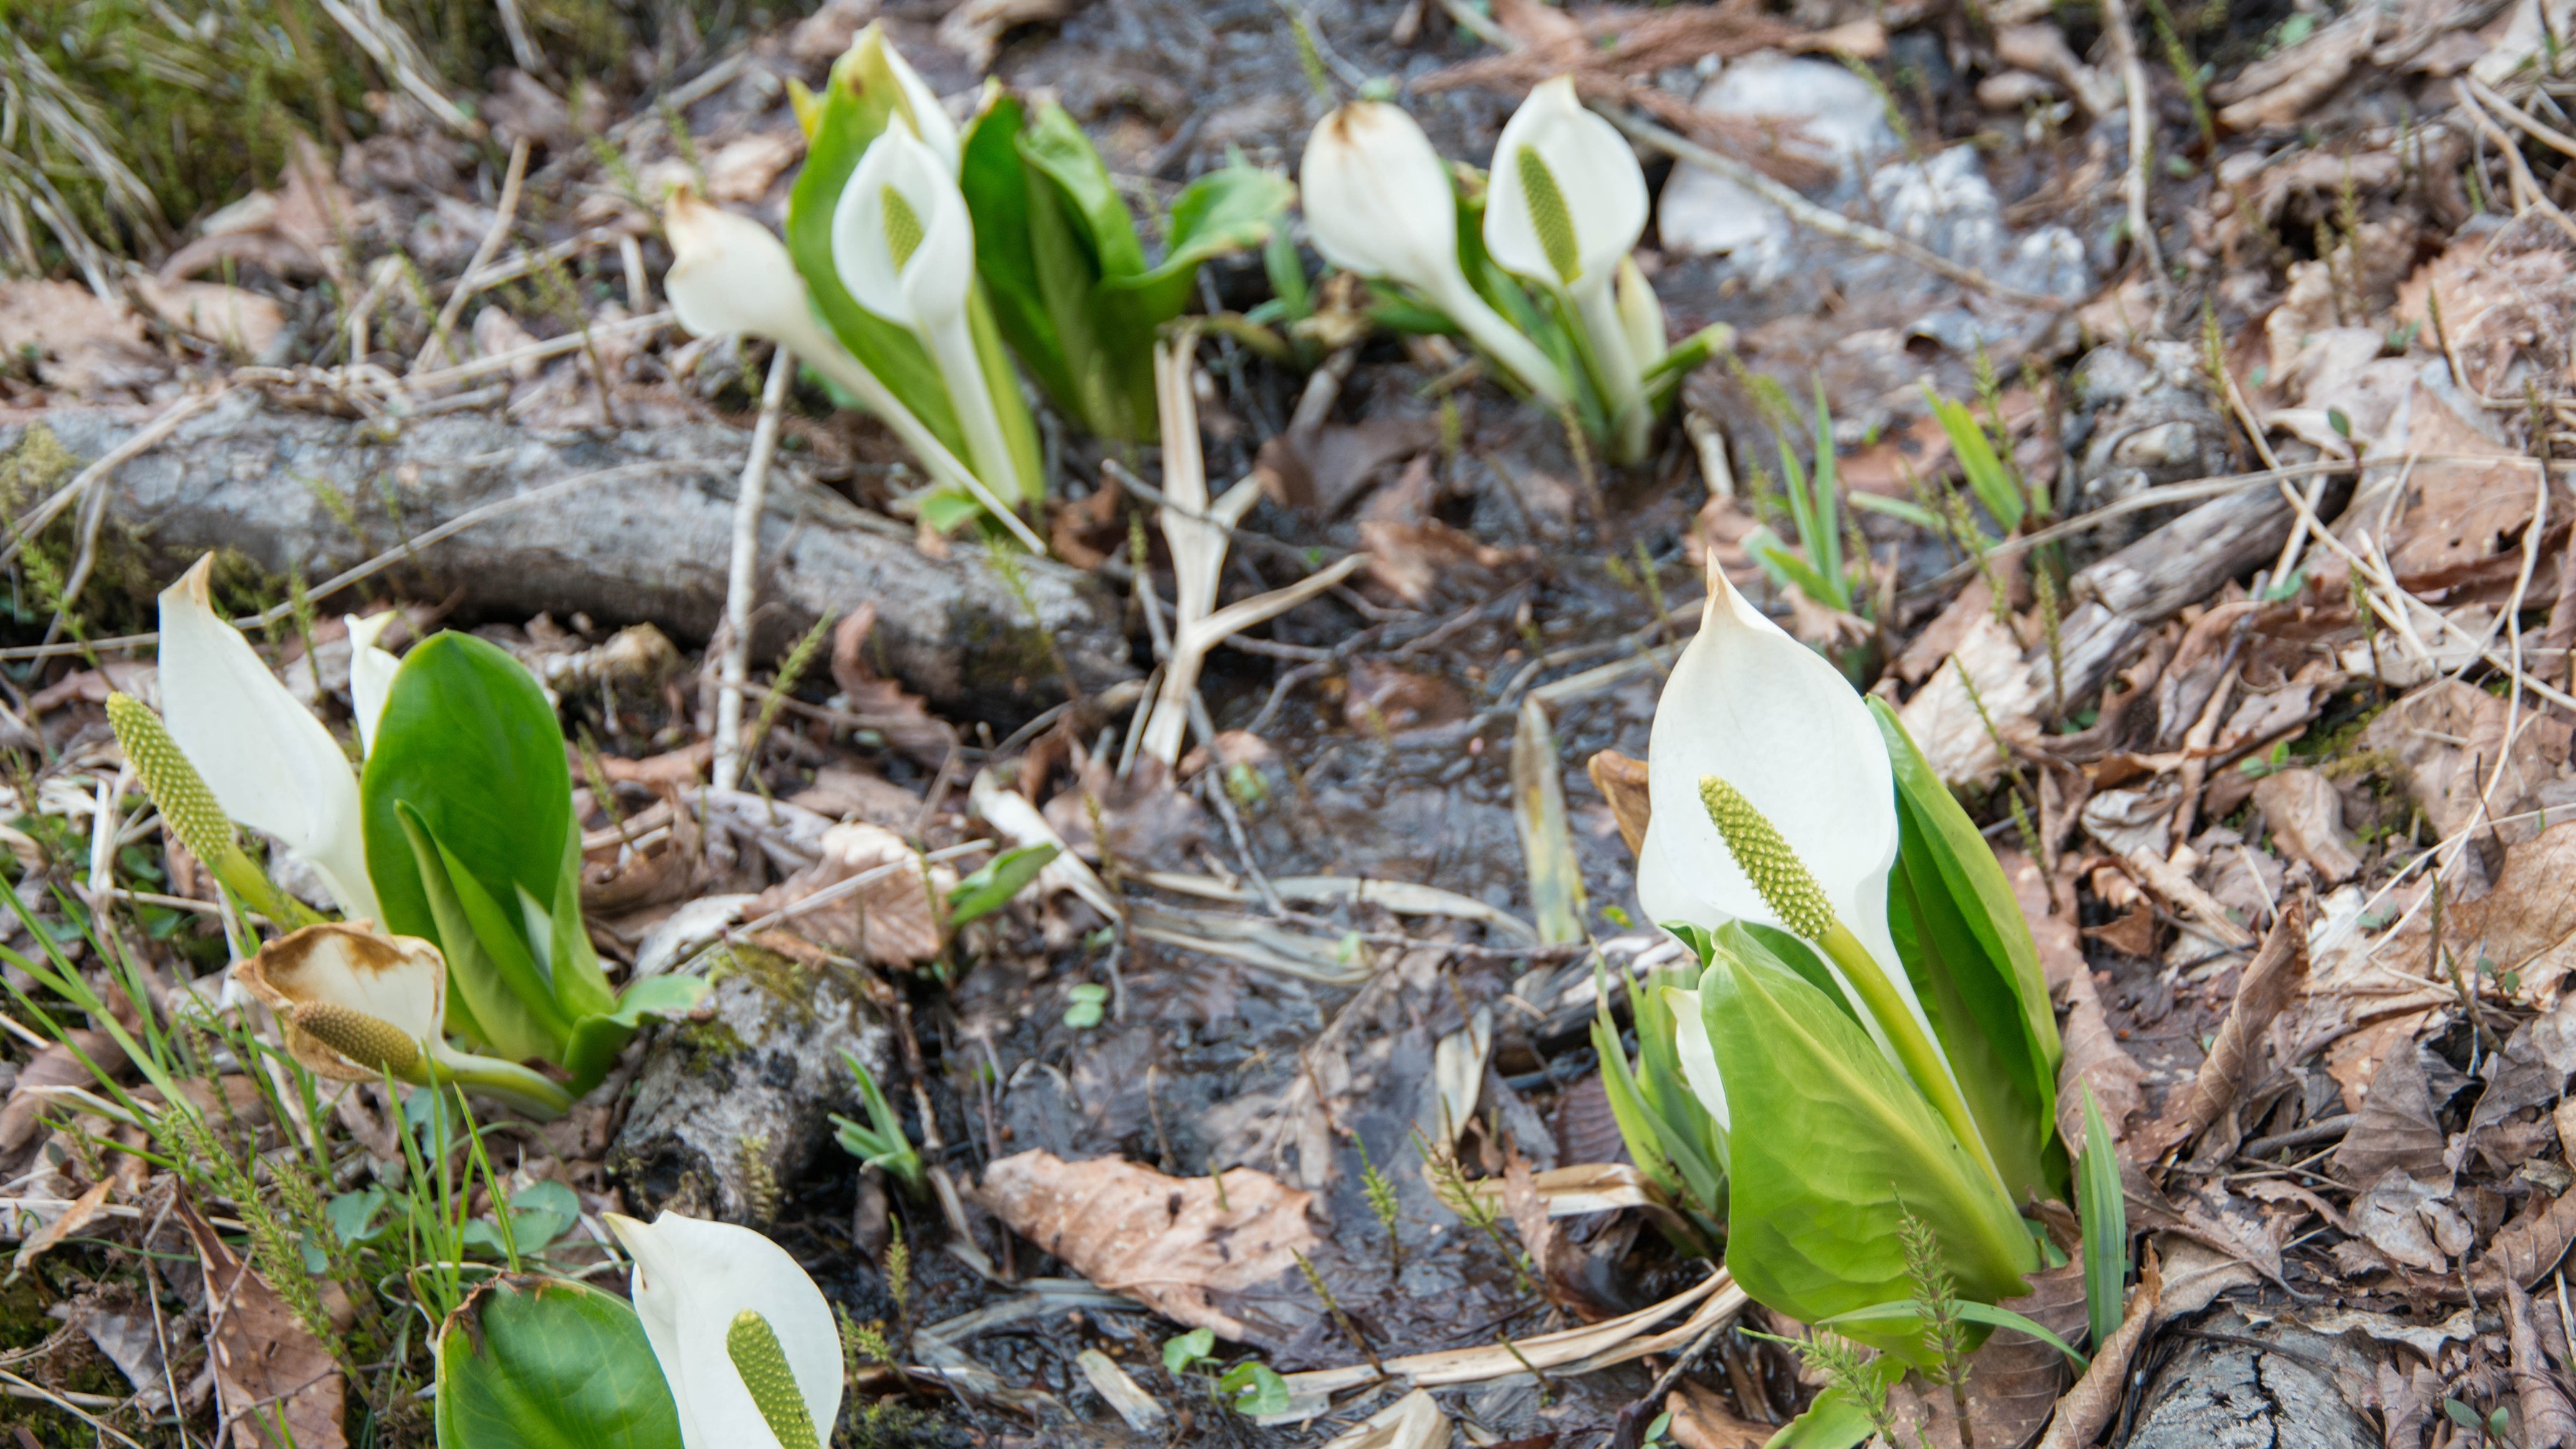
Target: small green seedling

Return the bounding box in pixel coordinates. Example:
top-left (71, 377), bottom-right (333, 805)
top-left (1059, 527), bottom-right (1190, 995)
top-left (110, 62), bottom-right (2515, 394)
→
top-left (1063, 982), bottom-right (1109, 1029)
top-left (830, 1051), bottom-right (926, 1200)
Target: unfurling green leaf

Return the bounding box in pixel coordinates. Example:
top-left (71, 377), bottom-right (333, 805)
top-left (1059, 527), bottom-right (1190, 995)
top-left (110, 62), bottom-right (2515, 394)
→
top-left (2077, 1085), bottom-right (2129, 1349)
top-left (946, 843), bottom-right (1057, 926)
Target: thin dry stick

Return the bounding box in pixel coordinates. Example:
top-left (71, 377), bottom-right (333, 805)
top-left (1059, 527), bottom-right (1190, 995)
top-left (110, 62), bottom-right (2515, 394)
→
top-left (713, 345), bottom-right (796, 793)
top-left (2097, 0), bottom-right (2167, 300)
top-left (0, 388), bottom-right (227, 570)
top-left (405, 309), bottom-right (673, 391)
top-left (417, 138), bottom-right (532, 375)
top-left (1606, 109), bottom-right (2071, 311)
top-left (2456, 83), bottom-right (2576, 247)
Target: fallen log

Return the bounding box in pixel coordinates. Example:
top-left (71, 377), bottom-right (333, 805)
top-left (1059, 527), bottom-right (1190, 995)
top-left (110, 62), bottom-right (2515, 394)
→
top-left (4, 393), bottom-right (1133, 711)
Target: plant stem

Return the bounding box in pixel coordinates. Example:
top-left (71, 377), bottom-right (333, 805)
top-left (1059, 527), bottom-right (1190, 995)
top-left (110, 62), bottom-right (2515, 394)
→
top-left (1428, 274), bottom-right (1572, 406)
top-left (433, 1049), bottom-right (575, 1119)
top-left (1815, 918), bottom-right (2013, 1205)
top-left (1569, 276), bottom-right (1648, 463)
top-left (923, 315), bottom-right (1029, 511)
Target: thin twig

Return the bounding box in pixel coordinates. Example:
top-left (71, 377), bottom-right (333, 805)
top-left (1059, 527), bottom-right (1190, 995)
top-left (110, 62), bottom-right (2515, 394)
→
top-left (713, 346), bottom-right (796, 793)
top-left (418, 138), bottom-right (532, 375)
top-left (2097, 0), bottom-right (2168, 303)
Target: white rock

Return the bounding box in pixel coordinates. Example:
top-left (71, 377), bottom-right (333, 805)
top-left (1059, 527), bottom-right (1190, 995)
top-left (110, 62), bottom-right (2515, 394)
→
top-left (1655, 53), bottom-right (1896, 264)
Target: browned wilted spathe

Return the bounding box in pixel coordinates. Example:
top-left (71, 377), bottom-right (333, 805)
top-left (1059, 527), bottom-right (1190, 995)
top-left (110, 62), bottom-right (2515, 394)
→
top-left (234, 921), bottom-right (447, 1083)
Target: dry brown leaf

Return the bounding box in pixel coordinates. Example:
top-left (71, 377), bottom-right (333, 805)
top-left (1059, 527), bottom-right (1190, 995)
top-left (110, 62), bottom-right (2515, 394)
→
top-left (0, 282), bottom-right (163, 396)
top-left (9, 1179), bottom-right (111, 1278)
top-left (746, 822), bottom-right (947, 966)
top-left (2508, 1276), bottom-right (2576, 1449)
top-left (2478, 1188), bottom-right (2576, 1291)
top-left (2142, 899), bottom-right (2307, 1158)
top-left (1666, 1380), bottom-right (1772, 1449)
top-left (2034, 1251), bottom-right (2163, 1449)
top-left (2249, 769), bottom-right (2363, 883)
top-left (2057, 963), bottom-right (2148, 1155)
top-left (1357, 519), bottom-right (1531, 609)
top-left (2348, 1169), bottom-right (2469, 1274)
top-left (178, 1195), bottom-right (347, 1449)
top-left (1587, 750), bottom-right (1651, 857)
top-left (580, 795), bottom-right (703, 915)
top-left (2455, 822), bottom-right (2576, 1001)
top-left (2396, 233), bottom-right (2576, 398)
top-left (827, 604), bottom-right (952, 764)
top-left (0, 1029), bottom-right (128, 1152)
top-left (976, 1151), bottom-right (1321, 1347)
top-left (2331, 1041), bottom-right (2449, 1183)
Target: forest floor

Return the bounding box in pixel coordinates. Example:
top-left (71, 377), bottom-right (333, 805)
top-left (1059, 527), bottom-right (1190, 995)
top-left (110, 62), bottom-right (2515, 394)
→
top-left (5, 0), bottom-right (2576, 1445)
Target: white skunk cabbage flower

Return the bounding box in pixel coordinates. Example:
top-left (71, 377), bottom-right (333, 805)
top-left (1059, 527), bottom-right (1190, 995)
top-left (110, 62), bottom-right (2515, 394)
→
top-left (606, 1211), bottom-right (843, 1449)
top-left (850, 21), bottom-right (958, 173)
top-left (156, 554), bottom-right (382, 923)
top-left (234, 922), bottom-right (572, 1116)
top-left (345, 612), bottom-right (400, 756)
top-left (1484, 77), bottom-right (1650, 449)
top-left (830, 122), bottom-right (1029, 506)
top-left (1299, 102), bottom-right (1570, 405)
top-left (661, 191), bottom-right (1041, 552)
top-left (1638, 559), bottom-right (1950, 1091)
top-left (1666, 985), bottom-right (1729, 1130)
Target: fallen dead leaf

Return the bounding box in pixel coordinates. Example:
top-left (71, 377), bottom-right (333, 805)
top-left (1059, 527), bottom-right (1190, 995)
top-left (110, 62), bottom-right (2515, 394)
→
top-left (829, 604), bottom-right (952, 764)
top-left (0, 1029), bottom-right (129, 1152)
top-left (2332, 1041), bottom-right (2450, 1183)
top-left (746, 822), bottom-right (948, 966)
top-left (1666, 1380), bottom-right (1772, 1449)
top-left (177, 1195), bottom-right (348, 1449)
top-left (2143, 898), bottom-right (2307, 1159)
top-left (2509, 1275), bottom-right (2576, 1449)
top-left (1587, 749), bottom-right (1652, 856)
top-left (1357, 519), bottom-right (1531, 609)
top-left (2033, 1251), bottom-right (2162, 1449)
top-left (2348, 1168), bottom-right (2469, 1273)
top-left (2478, 1187), bottom-right (2576, 1291)
top-left (2250, 769), bottom-right (2362, 883)
top-left (7, 1179), bottom-right (110, 1279)
top-left (0, 281), bottom-right (162, 396)
top-left (976, 1151), bottom-right (1322, 1348)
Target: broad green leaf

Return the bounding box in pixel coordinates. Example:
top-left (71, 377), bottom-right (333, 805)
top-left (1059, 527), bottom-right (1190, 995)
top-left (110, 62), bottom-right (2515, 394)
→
top-left (1163, 1328), bottom-right (1215, 1375)
top-left (398, 804), bottom-right (564, 1064)
top-left (966, 284), bottom-right (1047, 506)
top-left (1815, 1298), bottom-right (2090, 1369)
top-left (1701, 925), bottom-right (2036, 1359)
top-left (434, 1275), bottom-right (683, 1449)
top-left (958, 95), bottom-right (1082, 419)
top-left (1221, 1361), bottom-right (1292, 1416)
top-left (1111, 163), bottom-right (1293, 319)
top-left (1871, 697), bottom-right (2064, 1203)
top-left (785, 57), bottom-right (963, 450)
top-left (948, 843), bottom-right (1057, 926)
top-left (561, 974), bottom-right (712, 1092)
top-left (1017, 101), bottom-right (1148, 279)
top-left (2078, 1085), bottom-right (2128, 1349)
top-left (362, 632), bottom-right (575, 959)
top-left (547, 817), bottom-right (615, 1020)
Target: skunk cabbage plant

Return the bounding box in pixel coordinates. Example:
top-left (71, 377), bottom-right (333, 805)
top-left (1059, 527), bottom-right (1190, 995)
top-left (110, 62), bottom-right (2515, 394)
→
top-left (606, 1212), bottom-right (842, 1449)
top-left (1618, 560), bottom-right (2065, 1365)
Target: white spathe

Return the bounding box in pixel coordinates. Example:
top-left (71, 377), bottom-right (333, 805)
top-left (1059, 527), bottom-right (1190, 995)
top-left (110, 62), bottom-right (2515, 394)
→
top-left (1484, 77), bottom-right (1649, 451)
top-left (1483, 76), bottom-right (1648, 291)
top-left (346, 611), bottom-right (400, 756)
top-left (661, 191), bottom-right (1032, 541)
top-left (1297, 102), bottom-right (1571, 405)
top-left (1638, 559), bottom-right (1941, 1072)
top-left (607, 1211), bottom-right (843, 1449)
top-left (830, 122), bottom-right (1024, 507)
top-left (157, 555), bottom-right (382, 922)
top-left (1666, 985), bottom-right (1729, 1131)
top-left (235, 923), bottom-right (447, 1079)
top-left (830, 122), bottom-right (975, 331)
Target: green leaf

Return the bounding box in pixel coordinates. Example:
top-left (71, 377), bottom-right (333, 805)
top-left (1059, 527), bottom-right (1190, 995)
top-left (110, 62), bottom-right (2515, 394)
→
top-left (947, 843), bottom-right (1057, 926)
top-left (958, 95), bottom-right (1082, 423)
top-left (1017, 101), bottom-right (1148, 279)
top-left (362, 632), bottom-right (576, 961)
top-left (2078, 1085), bottom-right (2129, 1349)
top-left (1700, 925), bottom-right (2037, 1359)
top-left (1761, 1367), bottom-right (1900, 1449)
top-left (397, 804), bottom-right (565, 1064)
top-left (1926, 390), bottom-right (2024, 534)
top-left (1850, 494), bottom-right (1948, 531)
top-left (327, 1188), bottom-right (388, 1246)
top-left (1219, 1360), bottom-right (1292, 1416)
top-left (1063, 981), bottom-right (1108, 1029)
top-left (1110, 163), bottom-right (1293, 320)
top-left (1815, 1298), bottom-right (2090, 1370)
top-left (1870, 697), bottom-right (2065, 1205)
top-left (785, 57), bottom-right (964, 452)
top-left (434, 1276), bottom-right (684, 1449)
top-left (1163, 1328), bottom-right (1215, 1376)
top-left (561, 974), bottom-right (712, 1092)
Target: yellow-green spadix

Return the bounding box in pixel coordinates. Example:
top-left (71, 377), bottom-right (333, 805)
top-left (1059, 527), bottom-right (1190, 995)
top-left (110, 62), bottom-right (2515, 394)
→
top-left (605, 1210), bottom-right (842, 1449)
